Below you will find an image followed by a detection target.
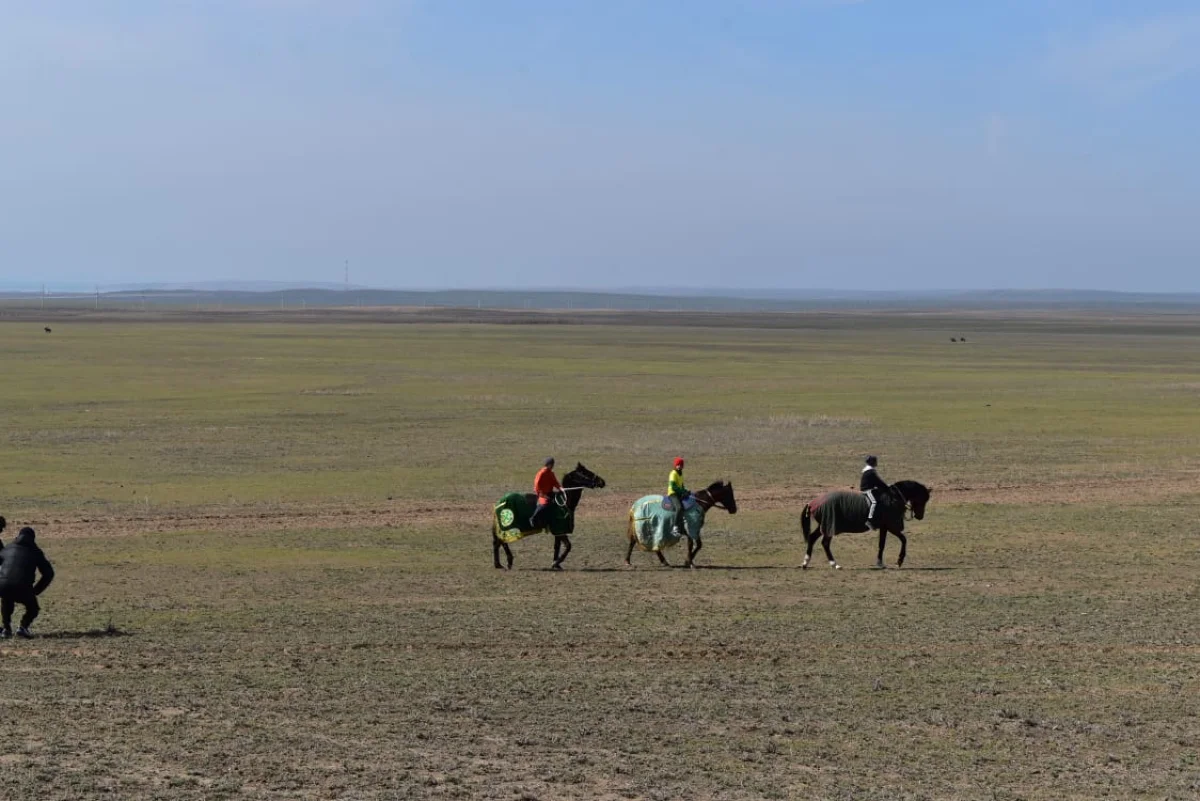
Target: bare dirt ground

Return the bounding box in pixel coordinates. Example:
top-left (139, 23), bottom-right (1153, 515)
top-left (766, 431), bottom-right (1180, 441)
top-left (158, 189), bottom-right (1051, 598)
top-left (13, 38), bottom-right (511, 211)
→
top-left (1, 508), bottom-right (1197, 801)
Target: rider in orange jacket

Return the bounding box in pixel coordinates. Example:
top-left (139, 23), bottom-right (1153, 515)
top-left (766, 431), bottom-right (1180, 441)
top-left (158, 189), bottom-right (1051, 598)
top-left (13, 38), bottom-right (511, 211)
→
top-left (529, 457), bottom-right (563, 530)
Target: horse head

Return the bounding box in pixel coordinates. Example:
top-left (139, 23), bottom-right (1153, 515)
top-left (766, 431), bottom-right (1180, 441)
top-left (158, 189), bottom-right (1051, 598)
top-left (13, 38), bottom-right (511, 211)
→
top-left (565, 462), bottom-right (606, 490)
top-left (892, 480), bottom-right (931, 520)
top-left (701, 479), bottom-right (737, 514)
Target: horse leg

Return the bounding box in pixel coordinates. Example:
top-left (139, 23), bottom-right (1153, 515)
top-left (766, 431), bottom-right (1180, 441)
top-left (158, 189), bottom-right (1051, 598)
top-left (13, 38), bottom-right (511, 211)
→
top-left (802, 530), bottom-right (818, 569)
top-left (875, 527), bottom-right (888, 569)
top-left (689, 535), bottom-right (703, 568)
top-left (684, 536), bottom-right (699, 569)
top-left (822, 533), bottom-right (840, 570)
top-left (492, 529), bottom-right (507, 570)
top-left (624, 516), bottom-right (638, 567)
top-left (656, 550), bottom-right (670, 567)
top-left (503, 541), bottom-right (514, 570)
top-left (895, 531), bottom-right (908, 568)
top-left (552, 535), bottom-right (572, 570)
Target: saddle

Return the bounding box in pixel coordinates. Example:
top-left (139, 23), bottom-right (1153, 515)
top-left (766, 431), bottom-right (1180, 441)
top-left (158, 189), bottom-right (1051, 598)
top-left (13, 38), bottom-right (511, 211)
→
top-left (661, 495), bottom-right (697, 513)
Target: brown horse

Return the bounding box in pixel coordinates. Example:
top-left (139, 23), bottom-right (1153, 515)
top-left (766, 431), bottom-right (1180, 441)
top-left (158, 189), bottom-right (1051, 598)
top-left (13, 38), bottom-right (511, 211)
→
top-left (801, 480), bottom-right (931, 569)
top-left (624, 480), bottom-right (737, 568)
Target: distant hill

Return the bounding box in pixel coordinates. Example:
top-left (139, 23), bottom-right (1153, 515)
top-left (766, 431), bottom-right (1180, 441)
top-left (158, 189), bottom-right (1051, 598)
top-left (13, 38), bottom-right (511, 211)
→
top-left (2, 286), bottom-right (1198, 312)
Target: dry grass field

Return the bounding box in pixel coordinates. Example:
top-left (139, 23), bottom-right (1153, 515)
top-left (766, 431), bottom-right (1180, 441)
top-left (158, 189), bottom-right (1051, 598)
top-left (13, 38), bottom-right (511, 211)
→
top-left (0, 311), bottom-right (1197, 800)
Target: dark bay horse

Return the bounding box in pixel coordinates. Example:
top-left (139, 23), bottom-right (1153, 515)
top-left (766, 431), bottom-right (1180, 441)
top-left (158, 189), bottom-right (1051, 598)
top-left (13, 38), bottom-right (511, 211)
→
top-left (492, 463), bottom-right (606, 570)
top-left (801, 480), bottom-right (931, 569)
top-left (625, 480), bottom-right (738, 568)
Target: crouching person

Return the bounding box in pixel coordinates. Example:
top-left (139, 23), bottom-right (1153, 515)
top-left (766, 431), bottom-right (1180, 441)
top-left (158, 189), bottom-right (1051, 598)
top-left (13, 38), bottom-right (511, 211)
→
top-left (0, 527), bottom-right (54, 639)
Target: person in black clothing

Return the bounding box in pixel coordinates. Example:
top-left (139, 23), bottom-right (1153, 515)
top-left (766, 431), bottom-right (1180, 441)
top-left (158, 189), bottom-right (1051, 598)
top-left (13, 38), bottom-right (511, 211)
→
top-left (859, 455), bottom-right (890, 530)
top-left (0, 527), bottom-right (55, 639)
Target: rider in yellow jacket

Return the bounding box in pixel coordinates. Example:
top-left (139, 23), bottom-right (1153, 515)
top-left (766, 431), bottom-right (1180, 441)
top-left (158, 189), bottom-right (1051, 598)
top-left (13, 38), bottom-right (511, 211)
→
top-left (668, 457), bottom-right (688, 536)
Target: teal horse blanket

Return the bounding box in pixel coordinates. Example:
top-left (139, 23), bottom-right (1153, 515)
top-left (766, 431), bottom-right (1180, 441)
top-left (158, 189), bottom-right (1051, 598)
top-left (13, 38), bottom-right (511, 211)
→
top-left (810, 491), bottom-right (871, 535)
top-left (493, 493), bottom-right (573, 543)
top-left (629, 494), bottom-right (706, 552)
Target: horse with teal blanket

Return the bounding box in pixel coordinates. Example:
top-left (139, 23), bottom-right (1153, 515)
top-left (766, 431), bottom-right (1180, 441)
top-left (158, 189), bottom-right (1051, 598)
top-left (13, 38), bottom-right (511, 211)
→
top-left (801, 480), bottom-right (931, 569)
top-left (624, 480), bottom-right (737, 568)
top-left (492, 463), bottom-right (606, 570)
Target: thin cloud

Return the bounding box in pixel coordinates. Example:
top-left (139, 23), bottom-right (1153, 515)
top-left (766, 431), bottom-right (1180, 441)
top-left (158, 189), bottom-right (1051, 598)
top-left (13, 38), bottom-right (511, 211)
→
top-left (1049, 12), bottom-right (1200, 100)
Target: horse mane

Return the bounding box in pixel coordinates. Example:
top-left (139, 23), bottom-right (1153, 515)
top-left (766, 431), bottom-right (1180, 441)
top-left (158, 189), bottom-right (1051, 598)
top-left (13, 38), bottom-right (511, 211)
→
top-left (892, 480), bottom-right (930, 501)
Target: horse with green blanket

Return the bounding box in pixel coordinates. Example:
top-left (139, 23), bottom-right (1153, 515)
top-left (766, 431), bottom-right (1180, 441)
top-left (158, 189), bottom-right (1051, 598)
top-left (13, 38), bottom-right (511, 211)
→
top-left (625, 480), bottom-right (737, 568)
top-left (492, 463), bottom-right (606, 570)
top-left (801, 480), bottom-right (931, 569)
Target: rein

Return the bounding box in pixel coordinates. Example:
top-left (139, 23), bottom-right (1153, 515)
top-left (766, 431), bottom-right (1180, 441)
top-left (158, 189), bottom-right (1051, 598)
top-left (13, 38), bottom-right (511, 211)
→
top-left (891, 484), bottom-right (911, 520)
top-left (694, 488), bottom-right (731, 512)
top-left (553, 479), bottom-right (602, 507)
top-left (890, 483), bottom-right (920, 521)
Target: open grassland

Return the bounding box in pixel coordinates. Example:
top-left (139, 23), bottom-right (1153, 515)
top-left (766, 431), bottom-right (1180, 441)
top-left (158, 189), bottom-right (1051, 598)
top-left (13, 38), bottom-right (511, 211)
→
top-left (0, 313), bottom-right (1198, 800)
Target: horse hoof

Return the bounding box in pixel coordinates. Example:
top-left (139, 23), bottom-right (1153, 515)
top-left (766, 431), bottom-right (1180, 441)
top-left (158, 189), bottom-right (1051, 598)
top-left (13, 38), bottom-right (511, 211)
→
top-left (831, 563), bottom-right (841, 570)
top-left (550, 563), bottom-right (563, 571)
top-left (874, 563), bottom-right (886, 570)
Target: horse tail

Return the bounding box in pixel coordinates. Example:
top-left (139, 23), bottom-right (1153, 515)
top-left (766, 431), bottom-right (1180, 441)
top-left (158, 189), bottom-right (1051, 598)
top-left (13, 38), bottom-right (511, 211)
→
top-left (801, 502), bottom-right (813, 540)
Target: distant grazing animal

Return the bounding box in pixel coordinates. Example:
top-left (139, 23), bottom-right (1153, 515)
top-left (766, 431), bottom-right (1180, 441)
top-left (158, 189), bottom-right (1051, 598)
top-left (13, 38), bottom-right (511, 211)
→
top-left (492, 463), bottom-right (606, 570)
top-left (43, 327), bottom-right (51, 333)
top-left (801, 480), bottom-right (931, 569)
top-left (950, 337), bottom-right (957, 342)
top-left (625, 480), bottom-right (738, 568)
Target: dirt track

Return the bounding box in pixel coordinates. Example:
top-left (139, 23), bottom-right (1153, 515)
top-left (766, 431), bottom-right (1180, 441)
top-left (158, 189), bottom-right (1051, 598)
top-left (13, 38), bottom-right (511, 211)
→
top-left (26, 472), bottom-right (1199, 539)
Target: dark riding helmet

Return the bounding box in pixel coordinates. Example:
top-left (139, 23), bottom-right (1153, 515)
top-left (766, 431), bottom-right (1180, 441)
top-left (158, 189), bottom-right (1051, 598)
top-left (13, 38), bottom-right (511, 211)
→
top-left (864, 455), bottom-right (878, 467)
top-left (544, 457), bottom-right (555, 468)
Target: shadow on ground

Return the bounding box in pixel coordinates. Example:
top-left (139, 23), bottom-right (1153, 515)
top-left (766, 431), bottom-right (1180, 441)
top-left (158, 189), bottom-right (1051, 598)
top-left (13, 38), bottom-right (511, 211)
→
top-left (38, 627), bottom-right (131, 640)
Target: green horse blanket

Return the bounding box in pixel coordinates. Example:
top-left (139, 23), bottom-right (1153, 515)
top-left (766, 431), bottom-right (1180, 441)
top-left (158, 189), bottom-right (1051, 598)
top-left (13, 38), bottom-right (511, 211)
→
top-left (493, 492), bottom-right (573, 543)
top-left (629, 494), bottom-right (707, 552)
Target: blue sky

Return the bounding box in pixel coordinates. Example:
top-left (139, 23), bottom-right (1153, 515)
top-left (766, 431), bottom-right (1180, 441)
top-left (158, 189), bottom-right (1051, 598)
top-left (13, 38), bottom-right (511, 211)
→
top-left (2, 1), bottom-right (1198, 291)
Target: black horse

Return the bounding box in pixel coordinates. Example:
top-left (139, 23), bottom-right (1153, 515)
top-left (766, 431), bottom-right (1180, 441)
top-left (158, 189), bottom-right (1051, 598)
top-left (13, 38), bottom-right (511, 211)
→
top-left (801, 480), bottom-right (931, 569)
top-left (492, 463), bottom-right (607, 570)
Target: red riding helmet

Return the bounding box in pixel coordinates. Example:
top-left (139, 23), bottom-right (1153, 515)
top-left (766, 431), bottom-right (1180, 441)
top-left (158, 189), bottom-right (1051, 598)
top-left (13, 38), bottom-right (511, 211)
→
top-left (673, 457), bottom-right (684, 469)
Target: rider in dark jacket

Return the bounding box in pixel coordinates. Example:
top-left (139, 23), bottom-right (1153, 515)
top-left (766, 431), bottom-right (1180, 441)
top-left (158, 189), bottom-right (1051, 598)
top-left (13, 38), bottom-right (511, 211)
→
top-left (0, 527), bottom-right (55, 639)
top-left (860, 456), bottom-right (889, 529)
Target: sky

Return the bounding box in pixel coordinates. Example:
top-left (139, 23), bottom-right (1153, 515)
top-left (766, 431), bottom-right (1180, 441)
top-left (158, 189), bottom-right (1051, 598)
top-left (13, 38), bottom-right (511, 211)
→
top-left (2, 1), bottom-right (1199, 292)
